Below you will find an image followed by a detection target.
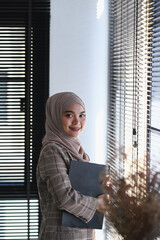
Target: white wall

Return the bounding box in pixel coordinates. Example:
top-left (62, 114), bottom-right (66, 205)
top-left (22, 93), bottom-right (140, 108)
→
top-left (49, 1), bottom-right (109, 238)
top-left (49, 0), bottom-right (109, 165)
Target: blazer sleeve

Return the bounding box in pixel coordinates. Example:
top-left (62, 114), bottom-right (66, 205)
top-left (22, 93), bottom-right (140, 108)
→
top-left (37, 143), bottom-right (98, 223)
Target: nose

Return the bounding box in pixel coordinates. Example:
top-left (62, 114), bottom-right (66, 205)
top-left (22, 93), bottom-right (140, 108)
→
top-left (72, 116), bottom-right (79, 125)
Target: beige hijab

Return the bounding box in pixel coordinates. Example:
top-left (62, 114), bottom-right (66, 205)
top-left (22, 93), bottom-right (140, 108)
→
top-left (42, 92), bottom-right (89, 161)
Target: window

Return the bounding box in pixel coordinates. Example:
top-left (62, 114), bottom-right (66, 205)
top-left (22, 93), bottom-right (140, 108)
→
top-left (0, 26), bottom-right (26, 184)
top-left (107, 0), bottom-right (155, 238)
top-left (0, 0), bottom-right (50, 239)
top-left (150, 0), bottom-right (160, 173)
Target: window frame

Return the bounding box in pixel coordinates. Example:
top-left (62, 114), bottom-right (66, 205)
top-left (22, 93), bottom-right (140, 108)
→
top-left (0, 0), bottom-right (50, 238)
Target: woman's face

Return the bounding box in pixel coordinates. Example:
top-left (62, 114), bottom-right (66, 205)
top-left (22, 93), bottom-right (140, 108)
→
top-left (62, 103), bottom-right (86, 138)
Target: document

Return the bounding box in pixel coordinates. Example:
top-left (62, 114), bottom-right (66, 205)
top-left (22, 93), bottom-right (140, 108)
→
top-left (62, 160), bottom-right (106, 229)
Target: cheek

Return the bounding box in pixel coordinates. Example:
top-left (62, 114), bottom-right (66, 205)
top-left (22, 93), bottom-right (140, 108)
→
top-left (61, 117), bottom-right (66, 129)
top-left (81, 119), bottom-right (86, 128)
top-left (62, 117), bottom-right (70, 128)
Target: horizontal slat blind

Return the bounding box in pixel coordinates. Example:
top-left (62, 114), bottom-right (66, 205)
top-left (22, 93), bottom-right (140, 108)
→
top-left (0, 1), bottom-right (50, 239)
top-left (107, 0), bottom-right (153, 239)
top-left (135, 1), bottom-right (153, 172)
top-left (107, 1), bottom-right (136, 238)
top-left (150, 0), bottom-right (160, 172)
top-left (0, 27), bottom-right (26, 183)
top-left (107, 0), bottom-right (136, 180)
top-left (0, 199), bottom-right (39, 239)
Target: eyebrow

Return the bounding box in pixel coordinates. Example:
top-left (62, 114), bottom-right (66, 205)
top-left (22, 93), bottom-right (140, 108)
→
top-left (64, 110), bottom-right (85, 114)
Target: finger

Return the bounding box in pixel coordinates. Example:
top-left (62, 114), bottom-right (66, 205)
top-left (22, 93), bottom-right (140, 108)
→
top-left (102, 175), bottom-right (111, 185)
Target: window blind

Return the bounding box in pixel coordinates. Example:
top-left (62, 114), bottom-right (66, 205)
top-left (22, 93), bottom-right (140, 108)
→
top-left (0, 27), bottom-right (26, 184)
top-left (150, 0), bottom-right (160, 173)
top-left (0, 0), bottom-right (50, 239)
top-left (107, 0), bottom-right (153, 239)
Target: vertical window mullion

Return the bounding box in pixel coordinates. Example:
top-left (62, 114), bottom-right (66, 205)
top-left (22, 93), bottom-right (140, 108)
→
top-left (25, 0), bottom-right (32, 239)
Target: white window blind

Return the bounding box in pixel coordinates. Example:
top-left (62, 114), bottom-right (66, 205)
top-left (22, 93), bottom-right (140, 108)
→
top-left (0, 26), bottom-right (26, 183)
top-left (0, 200), bottom-right (39, 239)
top-left (150, 0), bottom-right (160, 173)
top-left (107, 0), bottom-right (154, 239)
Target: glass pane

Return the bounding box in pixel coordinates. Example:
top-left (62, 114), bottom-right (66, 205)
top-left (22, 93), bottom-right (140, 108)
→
top-left (0, 27), bottom-right (26, 184)
top-left (150, 130), bottom-right (160, 172)
top-left (0, 199), bottom-right (39, 239)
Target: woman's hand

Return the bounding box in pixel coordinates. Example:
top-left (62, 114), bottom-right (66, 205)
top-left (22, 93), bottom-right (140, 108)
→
top-left (96, 194), bottom-right (110, 215)
top-left (102, 174), bottom-right (111, 189)
top-left (101, 174), bottom-right (112, 194)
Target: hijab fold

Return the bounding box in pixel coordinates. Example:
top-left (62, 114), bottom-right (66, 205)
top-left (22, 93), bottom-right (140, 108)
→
top-left (42, 92), bottom-right (89, 161)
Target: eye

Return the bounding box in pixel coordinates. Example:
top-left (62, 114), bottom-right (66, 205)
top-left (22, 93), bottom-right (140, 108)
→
top-left (80, 113), bottom-right (86, 118)
top-left (65, 113), bottom-right (73, 118)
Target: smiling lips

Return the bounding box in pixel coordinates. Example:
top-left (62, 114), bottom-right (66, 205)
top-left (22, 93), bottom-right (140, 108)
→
top-left (69, 127), bottom-right (81, 132)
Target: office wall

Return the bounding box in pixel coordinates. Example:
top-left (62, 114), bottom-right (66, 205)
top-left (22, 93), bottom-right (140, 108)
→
top-left (49, 0), bottom-right (108, 165)
top-left (49, 2), bottom-right (109, 237)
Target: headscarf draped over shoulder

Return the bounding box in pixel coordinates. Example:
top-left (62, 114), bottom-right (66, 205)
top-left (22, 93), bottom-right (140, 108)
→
top-left (42, 92), bottom-right (89, 161)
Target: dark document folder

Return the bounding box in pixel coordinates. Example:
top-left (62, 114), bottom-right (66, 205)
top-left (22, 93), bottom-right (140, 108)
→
top-left (62, 160), bottom-right (106, 229)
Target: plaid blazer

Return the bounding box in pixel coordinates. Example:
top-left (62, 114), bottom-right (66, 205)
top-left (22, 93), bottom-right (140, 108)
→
top-left (36, 142), bottom-right (98, 240)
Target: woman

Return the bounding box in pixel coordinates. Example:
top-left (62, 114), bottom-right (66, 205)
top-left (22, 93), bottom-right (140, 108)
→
top-left (36, 92), bottom-right (109, 240)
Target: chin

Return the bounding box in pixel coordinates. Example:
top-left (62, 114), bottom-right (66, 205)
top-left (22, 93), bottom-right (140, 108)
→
top-left (71, 134), bottom-right (80, 138)
top-left (70, 132), bottom-right (81, 138)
